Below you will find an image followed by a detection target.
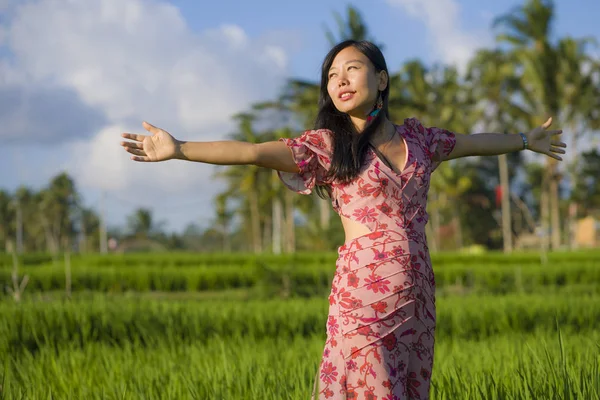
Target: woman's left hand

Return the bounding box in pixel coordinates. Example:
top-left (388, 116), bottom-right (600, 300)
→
top-left (525, 117), bottom-right (567, 161)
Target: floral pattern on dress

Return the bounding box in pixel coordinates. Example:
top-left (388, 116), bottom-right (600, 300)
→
top-left (278, 118), bottom-right (456, 399)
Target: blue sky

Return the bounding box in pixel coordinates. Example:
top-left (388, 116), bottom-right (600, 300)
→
top-left (167, 0), bottom-right (599, 77)
top-left (0, 0), bottom-right (598, 234)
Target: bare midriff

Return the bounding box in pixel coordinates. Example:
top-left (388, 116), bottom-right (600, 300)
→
top-left (340, 214), bottom-right (372, 244)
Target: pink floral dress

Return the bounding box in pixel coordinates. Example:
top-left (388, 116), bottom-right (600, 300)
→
top-left (278, 118), bottom-right (456, 400)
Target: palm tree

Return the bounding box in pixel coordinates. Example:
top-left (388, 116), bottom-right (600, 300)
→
top-left (571, 150), bottom-right (600, 217)
top-left (493, 0), bottom-right (566, 250)
top-left (324, 5), bottom-right (382, 47)
top-left (389, 60), bottom-right (429, 121)
top-left (466, 48), bottom-right (530, 252)
top-left (126, 208), bottom-right (164, 239)
top-left (79, 207), bottom-right (101, 253)
top-left (37, 173), bottom-right (79, 255)
top-left (555, 37), bottom-right (599, 247)
top-left (268, 127), bottom-right (297, 254)
top-left (214, 113), bottom-right (275, 253)
top-left (495, 2), bottom-right (600, 250)
top-left (214, 193), bottom-right (233, 253)
top-left (391, 60), bottom-right (475, 130)
top-left (13, 187), bottom-right (40, 252)
top-left (127, 208), bottom-right (151, 238)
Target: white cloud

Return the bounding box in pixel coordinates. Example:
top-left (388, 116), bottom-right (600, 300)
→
top-left (4, 0), bottom-right (288, 134)
top-left (69, 124), bottom-right (134, 192)
top-left (386, 0), bottom-right (492, 70)
top-left (0, 0), bottom-right (290, 231)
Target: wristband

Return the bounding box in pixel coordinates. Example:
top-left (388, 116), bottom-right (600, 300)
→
top-left (519, 132), bottom-right (529, 150)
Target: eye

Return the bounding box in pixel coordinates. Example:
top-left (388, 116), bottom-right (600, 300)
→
top-left (328, 72), bottom-right (337, 79)
top-left (347, 65), bottom-right (358, 71)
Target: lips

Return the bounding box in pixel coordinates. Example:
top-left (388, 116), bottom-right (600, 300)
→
top-left (338, 91), bottom-right (356, 101)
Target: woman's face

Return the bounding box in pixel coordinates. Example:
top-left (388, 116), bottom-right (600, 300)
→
top-left (326, 46), bottom-right (387, 119)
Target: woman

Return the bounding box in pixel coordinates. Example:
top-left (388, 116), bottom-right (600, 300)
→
top-left (120, 40), bottom-right (565, 399)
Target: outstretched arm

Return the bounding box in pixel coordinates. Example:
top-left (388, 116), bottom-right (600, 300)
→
top-left (120, 122), bottom-right (300, 173)
top-left (446, 117), bottom-right (567, 161)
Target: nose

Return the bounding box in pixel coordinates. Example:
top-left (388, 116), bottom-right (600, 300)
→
top-left (337, 75), bottom-right (349, 87)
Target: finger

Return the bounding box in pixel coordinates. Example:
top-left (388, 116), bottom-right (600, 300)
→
top-left (124, 147), bottom-right (147, 157)
top-left (541, 117), bottom-right (553, 129)
top-left (131, 155), bottom-right (151, 162)
top-left (551, 141), bottom-right (567, 147)
top-left (551, 147), bottom-right (566, 155)
top-left (143, 121), bottom-right (161, 135)
top-left (547, 129), bottom-right (562, 136)
top-left (547, 152), bottom-right (562, 161)
top-left (120, 141), bottom-right (144, 150)
top-left (122, 133), bottom-right (146, 142)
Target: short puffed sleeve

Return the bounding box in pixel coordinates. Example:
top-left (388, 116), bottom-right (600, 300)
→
top-left (424, 125), bottom-right (457, 172)
top-left (277, 129), bottom-right (334, 194)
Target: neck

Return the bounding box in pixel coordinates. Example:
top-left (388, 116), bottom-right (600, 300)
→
top-left (350, 115), bottom-right (368, 132)
top-left (350, 111), bottom-right (386, 133)
top-left (352, 115), bottom-right (392, 138)
top-left (351, 106), bottom-right (385, 133)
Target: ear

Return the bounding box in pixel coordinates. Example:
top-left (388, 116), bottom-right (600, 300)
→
top-left (377, 70), bottom-right (388, 91)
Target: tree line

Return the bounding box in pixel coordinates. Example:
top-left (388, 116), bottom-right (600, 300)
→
top-left (1, 0), bottom-right (599, 254)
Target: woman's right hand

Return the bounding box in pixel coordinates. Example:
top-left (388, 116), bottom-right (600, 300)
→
top-left (121, 122), bottom-right (179, 162)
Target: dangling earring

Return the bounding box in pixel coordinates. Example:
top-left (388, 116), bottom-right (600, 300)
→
top-left (366, 93), bottom-right (383, 123)
top-left (376, 94), bottom-right (383, 110)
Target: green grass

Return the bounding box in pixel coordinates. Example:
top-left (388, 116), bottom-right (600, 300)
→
top-left (431, 331), bottom-right (600, 400)
top-left (2, 292), bottom-right (599, 355)
top-left (3, 256), bottom-right (600, 296)
top-left (3, 249), bottom-right (600, 268)
top-left (2, 331), bottom-right (598, 399)
top-left (2, 336), bottom-right (321, 400)
top-left (1, 251), bottom-right (599, 399)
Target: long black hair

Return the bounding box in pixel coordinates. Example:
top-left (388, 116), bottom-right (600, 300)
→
top-left (314, 40), bottom-right (390, 200)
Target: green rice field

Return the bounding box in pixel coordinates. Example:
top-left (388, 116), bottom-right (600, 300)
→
top-left (1, 251), bottom-right (599, 399)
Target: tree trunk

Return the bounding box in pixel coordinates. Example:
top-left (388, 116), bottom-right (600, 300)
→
top-left (263, 213), bottom-right (271, 254)
top-left (272, 170), bottom-right (283, 254)
top-left (79, 213), bottom-right (87, 254)
top-left (549, 164), bottom-right (561, 250)
top-left (53, 218), bottom-right (63, 254)
top-left (222, 220), bottom-right (231, 253)
top-left (511, 193), bottom-right (536, 232)
top-left (540, 172), bottom-right (550, 263)
top-left (249, 192), bottom-right (262, 253)
top-left (272, 196), bottom-right (283, 254)
top-left (284, 190), bottom-right (296, 253)
top-left (41, 215), bottom-right (59, 256)
top-left (8, 244), bottom-right (29, 303)
top-left (567, 123), bottom-right (579, 249)
top-left (499, 154), bottom-right (513, 253)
